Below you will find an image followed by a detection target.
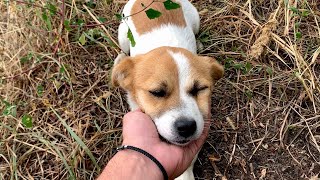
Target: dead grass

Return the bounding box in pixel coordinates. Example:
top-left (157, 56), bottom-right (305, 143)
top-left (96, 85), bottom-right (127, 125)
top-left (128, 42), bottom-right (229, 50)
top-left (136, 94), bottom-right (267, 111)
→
top-left (0, 0), bottom-right (319, 179)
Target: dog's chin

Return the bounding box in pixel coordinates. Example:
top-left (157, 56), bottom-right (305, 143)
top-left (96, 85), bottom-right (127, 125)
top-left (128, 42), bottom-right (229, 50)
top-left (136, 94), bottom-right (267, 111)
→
top-left (159, 135), bottom-right (191, 146)
top-left (172, 140), bottom-right (191, 146)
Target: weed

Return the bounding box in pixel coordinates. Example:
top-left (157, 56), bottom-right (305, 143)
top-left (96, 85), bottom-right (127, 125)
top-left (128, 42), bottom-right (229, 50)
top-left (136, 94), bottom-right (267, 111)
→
top-left (1, 0), bottom-right (319, 179)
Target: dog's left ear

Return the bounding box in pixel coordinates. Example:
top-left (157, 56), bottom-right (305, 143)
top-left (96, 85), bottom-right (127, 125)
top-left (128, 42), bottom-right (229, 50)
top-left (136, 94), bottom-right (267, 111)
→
top-left (210, 57), bottom-right (224, 80)
top-left (201, 56), bottom-right (224, 81)
top-left (111, 55), bottom-right (135, 90)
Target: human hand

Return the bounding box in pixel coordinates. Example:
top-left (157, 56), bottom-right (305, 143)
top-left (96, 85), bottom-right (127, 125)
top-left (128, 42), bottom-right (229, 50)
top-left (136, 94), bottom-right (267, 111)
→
top-left (122, 109), bottom-right (210, 179)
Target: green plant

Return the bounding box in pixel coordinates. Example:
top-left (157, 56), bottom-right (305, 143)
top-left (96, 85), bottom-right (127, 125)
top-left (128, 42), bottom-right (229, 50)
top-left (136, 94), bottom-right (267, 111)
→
top-left (224, 57), bottom-right (252, 74)
top-left (21, 114), bottom-right (33, 128)
top-left (2, 100), bottom-right (17, 117)
top-left (288, 6), bottom-right (310, 41)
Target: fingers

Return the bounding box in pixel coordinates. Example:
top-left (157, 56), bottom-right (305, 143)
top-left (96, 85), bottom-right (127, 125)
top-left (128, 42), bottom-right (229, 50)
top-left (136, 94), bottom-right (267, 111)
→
top-left (122, 109), bottom-right (159, 139)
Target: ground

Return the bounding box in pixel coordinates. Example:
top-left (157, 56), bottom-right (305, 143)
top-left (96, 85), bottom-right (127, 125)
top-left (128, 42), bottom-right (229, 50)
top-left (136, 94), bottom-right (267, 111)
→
top-left (0, 0), bottom-right (319, 179)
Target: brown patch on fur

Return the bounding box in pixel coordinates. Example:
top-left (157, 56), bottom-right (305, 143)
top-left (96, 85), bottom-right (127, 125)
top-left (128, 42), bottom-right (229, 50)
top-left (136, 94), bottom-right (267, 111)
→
top-left (112, 47), bottom-right (180, 117)
top-left (131, 0), bottom-right (186, 35)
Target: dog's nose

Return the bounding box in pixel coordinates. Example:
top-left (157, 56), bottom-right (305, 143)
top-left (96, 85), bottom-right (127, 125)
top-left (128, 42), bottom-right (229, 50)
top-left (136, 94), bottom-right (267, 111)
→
top-left (174, 118), bottom-right (197, 138)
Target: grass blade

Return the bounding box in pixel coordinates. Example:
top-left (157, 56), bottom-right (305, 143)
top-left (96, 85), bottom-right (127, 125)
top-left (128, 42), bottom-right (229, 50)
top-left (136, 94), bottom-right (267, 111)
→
top-left (35, 135), bottom-right (76, 179)
top-left (50, 107), bottom-right (101, 172)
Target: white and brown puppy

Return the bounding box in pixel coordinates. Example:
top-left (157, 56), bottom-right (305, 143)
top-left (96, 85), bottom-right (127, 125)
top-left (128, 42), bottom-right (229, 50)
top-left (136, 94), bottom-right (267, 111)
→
top-left (112, 0), bottom-right (224, 179)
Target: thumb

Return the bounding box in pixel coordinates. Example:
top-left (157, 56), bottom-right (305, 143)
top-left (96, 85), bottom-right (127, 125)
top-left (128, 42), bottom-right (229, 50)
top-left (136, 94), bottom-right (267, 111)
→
top-left (122, 109), bottom-right (159, 139)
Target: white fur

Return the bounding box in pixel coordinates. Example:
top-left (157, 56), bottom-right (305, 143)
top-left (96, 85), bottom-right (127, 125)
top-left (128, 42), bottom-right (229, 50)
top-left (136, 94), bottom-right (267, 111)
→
top-left (118, 0), bottom-right (200, 56)
top-left (153, 51), bottom-right (204, 143)
top-left (130, 25), bottom-right (196, 56)
top-left (117, 1), bottom-right (201, 179)
top-left (168, 51), bottom-right (201, 180)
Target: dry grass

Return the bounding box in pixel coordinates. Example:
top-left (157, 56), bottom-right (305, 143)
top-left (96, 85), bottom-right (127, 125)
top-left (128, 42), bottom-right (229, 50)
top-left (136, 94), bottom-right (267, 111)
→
top-left (0, 0), bottom-right (319, 179)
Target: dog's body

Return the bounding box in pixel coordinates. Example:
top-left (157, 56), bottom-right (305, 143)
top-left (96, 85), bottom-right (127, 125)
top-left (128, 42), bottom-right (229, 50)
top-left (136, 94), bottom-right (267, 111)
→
top-left (112, 1), bottom-right (224, 179)
top-left (118, 0), bottom-right (199, 57)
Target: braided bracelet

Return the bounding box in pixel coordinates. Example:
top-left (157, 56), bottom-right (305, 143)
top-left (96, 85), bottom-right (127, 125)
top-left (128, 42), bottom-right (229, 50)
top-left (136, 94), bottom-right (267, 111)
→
top-left (116, 145), bottom-right (169, 180)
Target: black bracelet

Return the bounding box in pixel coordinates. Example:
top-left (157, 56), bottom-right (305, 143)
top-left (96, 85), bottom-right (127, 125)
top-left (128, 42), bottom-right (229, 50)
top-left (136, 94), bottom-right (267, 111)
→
top-left (116, 145), bottom-right (169, 180)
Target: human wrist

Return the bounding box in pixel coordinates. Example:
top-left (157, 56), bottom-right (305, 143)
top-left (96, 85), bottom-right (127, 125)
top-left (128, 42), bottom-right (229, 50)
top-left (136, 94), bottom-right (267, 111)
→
top-left (100, 149), bottom-right (163, 180)
top-left (121, 140), bottom-right (175, 179)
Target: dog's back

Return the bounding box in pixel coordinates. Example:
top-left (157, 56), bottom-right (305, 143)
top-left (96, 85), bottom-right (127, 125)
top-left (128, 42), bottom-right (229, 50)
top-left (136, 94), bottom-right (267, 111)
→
top-left (118, 0), bottom-right (200, 56)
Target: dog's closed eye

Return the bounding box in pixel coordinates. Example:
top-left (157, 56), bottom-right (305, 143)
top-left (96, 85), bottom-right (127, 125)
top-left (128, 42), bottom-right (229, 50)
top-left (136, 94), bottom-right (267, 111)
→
top-left (149, 89), bottom-right (167, 98)
top-left (188, 81), bottom-right (208, 97)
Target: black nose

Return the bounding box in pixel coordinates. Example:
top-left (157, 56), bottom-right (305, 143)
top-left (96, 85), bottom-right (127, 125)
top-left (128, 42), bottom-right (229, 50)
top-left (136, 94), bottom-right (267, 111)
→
top-left (174, 118), bottom-right (197, 138)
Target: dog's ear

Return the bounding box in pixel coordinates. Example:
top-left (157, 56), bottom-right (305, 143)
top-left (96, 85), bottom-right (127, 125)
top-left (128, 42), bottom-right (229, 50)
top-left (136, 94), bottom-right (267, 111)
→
top-left (209, 57), bottom-right (224, 81)
top-left (111, 56), bottom-right (134, 90)
top-left (201, 56), bottom-right (224, 81)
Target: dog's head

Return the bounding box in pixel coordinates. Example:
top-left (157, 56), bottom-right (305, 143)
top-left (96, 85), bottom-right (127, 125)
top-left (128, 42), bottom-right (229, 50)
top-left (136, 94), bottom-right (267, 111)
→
top-left (112, 47), bottom-right (223, 145)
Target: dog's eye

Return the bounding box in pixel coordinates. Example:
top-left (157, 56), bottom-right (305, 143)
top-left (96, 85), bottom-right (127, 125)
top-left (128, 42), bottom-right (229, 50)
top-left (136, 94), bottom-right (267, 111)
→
top-left (149, 89), bottom-right (167, 98)
top-left (189, 86), bottom-right (208, 96)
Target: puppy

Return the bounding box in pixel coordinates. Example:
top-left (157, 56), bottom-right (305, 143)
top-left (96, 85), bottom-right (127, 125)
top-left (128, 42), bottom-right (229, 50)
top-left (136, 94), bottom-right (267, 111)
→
top-left (112, 0), bottom-right (224, 179)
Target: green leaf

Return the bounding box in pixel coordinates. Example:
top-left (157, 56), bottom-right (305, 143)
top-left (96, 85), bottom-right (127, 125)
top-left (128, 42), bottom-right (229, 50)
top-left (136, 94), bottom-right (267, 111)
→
top-left (2, 99), bottom-right (10, 107)
top-left (127, 29), bottom-right (136, 47)
top-left (37, 85), bottom-right (44, 96)
top-left (86, 0), bottom-right (96, 9)
top-left (42, 11), bottom-right (52, 31)
top-left (59, 65), bottom-right (66, 74)
top-left (64, 20), bottom-right (71, 31)
top-left (295, 32), bottom-right (302, 39)
top-left (22, 114), bottom-right (33, 128)
top-left (87, 29), bottom-right (94, 37)
top-left (46, 2), bottom-right (57, 15)
top-left (115, 13), bottom-right (123, 21)
top-left (145, 8), bottom-right (162, 19)
top-left (289, 7), bottom-right (299, 14)
top-left (79, 33), bottom-right (86, 45)
top-left (2, 101), bottom-right (17, 117)
top-left (233, 63), bottom-right (243, 70)
top-left (266, 67), bottom-right (273, 76)
top-left (244, 62), bottom-right (252, 74)
top-left (301, 10), bottom-right (309, 17)
top-left (163, 0), bottom-right (181, 10)
top-left (245, 90), bottom-right (253, 99)
top-left (98, 17), bottom-right (107, 23)
top-left (75, 19), bottom-right (85, 26)
top-left (20, 53), bottom-right (33, 64)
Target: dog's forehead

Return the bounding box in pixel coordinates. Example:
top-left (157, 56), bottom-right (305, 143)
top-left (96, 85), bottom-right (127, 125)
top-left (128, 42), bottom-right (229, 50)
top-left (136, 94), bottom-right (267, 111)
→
top-left (133, 47), bottom-right (212, 87)
top-left (134, 48), bottom-right (178, 83)
top-left (134, 48), bottom-right (194, 85)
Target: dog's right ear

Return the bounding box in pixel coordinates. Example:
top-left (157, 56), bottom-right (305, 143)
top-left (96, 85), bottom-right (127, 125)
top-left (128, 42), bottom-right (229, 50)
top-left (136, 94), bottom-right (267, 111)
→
top-left (111, 55), bottom-right (134, 90)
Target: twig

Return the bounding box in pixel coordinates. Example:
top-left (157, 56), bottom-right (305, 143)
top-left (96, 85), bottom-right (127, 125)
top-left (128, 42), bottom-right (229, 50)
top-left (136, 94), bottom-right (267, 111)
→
top-left (53, 0), bottom-right (65, 55)
top-left (83, 5), bottom-right (120, 53)
top-left (1, 63), bottom-right (43, 80)
top-left (125, 0), bottom-right (158, 18)
top-left (14, 0), bottom-right (63, 16)
top-left (69, 20), bottom-right (116, 28)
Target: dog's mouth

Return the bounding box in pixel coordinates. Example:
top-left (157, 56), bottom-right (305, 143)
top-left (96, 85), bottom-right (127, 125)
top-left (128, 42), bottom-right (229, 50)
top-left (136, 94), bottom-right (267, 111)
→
top-left (174, 139), bottom-right (190, 145)
top-left (159, 135), bottom-right (191, 146)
